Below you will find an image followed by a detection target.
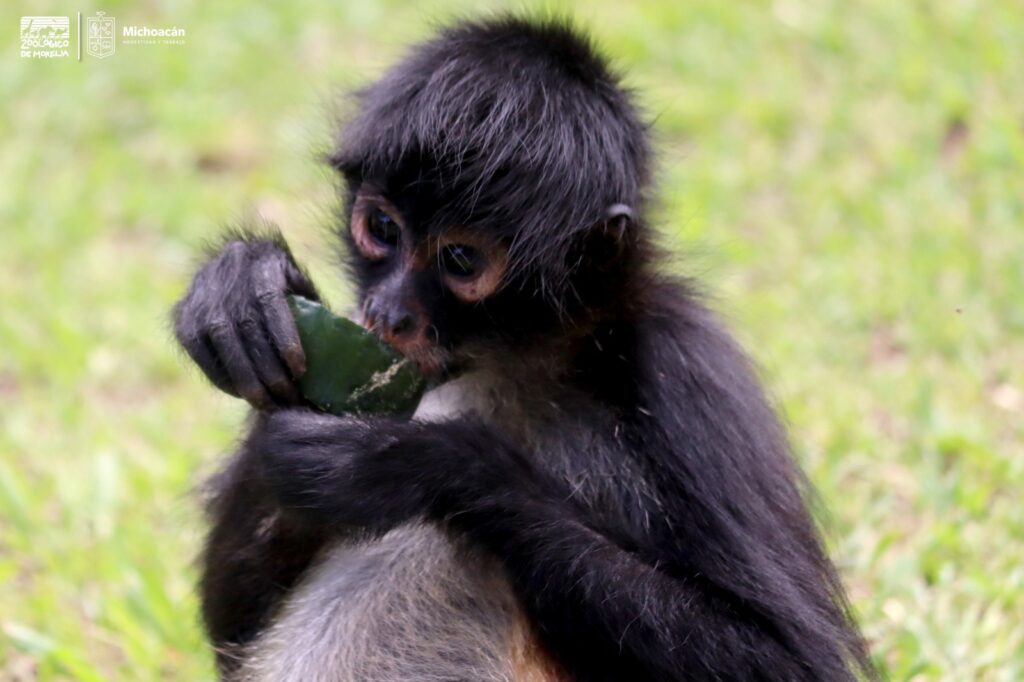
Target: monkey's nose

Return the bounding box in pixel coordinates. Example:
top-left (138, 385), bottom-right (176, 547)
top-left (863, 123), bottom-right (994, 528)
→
top-left (378, 308), bottom-right (421, 349)
top-left (364, 290), bottom-right (422, 349)
top-left (387, 312), bottom-right (415, 338)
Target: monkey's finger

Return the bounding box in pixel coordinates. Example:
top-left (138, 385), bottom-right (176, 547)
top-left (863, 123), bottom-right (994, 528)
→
top-left (253, 262), bottom-right (307, 379)
top-left (179, 333), bottom-right (239, 398)
top-left (263, 294), bottom-right (307, 379)
top-left (173, 300), bottom-right (237, 393)
top-left (238, 319), bottom-right (301, 405)
top-left (284, 259), bottom-right (320, 302)
top-left (207, 323), bottom-right (273, 410)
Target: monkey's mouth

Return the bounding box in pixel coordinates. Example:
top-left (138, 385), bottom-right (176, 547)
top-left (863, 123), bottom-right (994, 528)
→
top-left (355, 311), bottom-right (451, 379)
top-left (373, 333), bottom-right (451, 378)
top-left (397, 343), bottom-right (451, 379)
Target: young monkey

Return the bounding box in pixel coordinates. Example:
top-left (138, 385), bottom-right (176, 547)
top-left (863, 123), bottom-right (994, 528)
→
top-left (173, 16), bottom-right (875, 682)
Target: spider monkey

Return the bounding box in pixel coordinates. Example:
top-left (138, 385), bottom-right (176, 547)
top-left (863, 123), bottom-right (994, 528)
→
top-left (173, 16), bottom-right (875, 682)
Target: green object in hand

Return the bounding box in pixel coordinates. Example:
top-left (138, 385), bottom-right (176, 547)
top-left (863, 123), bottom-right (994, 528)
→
top-left (288, 295), bottom-right (426, 416)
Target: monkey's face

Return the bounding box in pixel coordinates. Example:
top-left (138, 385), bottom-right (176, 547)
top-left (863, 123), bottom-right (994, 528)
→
top-left (347, 183), bottom-right (527, 379)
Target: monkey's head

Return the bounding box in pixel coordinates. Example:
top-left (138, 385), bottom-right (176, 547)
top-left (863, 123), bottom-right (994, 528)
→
top-left (331, 17), bottom-right (651, 379)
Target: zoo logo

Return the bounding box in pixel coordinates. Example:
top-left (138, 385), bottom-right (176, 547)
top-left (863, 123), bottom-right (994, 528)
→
top-left (86, 11), bottom-right (115, 59)
top-left (20, 16), bottom-right (70, 58)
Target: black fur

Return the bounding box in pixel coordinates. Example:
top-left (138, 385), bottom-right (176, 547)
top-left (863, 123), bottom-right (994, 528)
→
top-left (175, 15), bottom-right (875, 681)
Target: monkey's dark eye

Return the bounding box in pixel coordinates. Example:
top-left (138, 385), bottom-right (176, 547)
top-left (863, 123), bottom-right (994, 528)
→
top-left (367, 209), bottom-right (400, 248)
top-left (440, 244), bottom-right (483, 278)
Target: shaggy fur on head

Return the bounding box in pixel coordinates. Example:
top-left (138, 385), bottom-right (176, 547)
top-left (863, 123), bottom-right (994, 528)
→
top-left (330, 17), bottom-right (651, 303)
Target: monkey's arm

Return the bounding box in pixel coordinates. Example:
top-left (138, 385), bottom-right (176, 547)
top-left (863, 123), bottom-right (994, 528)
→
top-left (173, 228), bottom-right (329, 672)
top-left (253, 407), bottom-right (850, 682)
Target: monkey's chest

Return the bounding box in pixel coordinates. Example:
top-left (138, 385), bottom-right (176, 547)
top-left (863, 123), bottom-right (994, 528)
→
top-left (240, 523), bottom-right (559, 682)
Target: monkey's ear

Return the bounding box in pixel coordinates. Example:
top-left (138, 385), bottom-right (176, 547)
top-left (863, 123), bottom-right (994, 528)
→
top-left (573, 204), bottom-right (635, 271)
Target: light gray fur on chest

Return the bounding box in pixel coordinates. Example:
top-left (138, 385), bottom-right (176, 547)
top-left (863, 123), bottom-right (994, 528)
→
top-left (238, 377), bottom-right (532, 682)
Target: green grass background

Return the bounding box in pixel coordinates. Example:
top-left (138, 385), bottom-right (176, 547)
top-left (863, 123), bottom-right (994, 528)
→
top-left (2, 1), bottom-right (1022, 679)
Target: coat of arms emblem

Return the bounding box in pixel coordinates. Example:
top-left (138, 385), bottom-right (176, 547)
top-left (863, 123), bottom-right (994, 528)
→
top-left (86, 11), bottom-right (115, 59)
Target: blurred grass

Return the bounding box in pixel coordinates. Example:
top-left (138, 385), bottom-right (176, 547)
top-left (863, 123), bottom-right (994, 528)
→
top-left (1, 1), bottom-right (1022, 680)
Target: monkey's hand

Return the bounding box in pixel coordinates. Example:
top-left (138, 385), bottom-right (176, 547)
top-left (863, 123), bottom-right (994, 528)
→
top-left (254, 409), bottom-right (428, 531)
top-left (253, 408), bottom-right (533, 533)
top-left (173, 231), bottom-right (319, 409)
